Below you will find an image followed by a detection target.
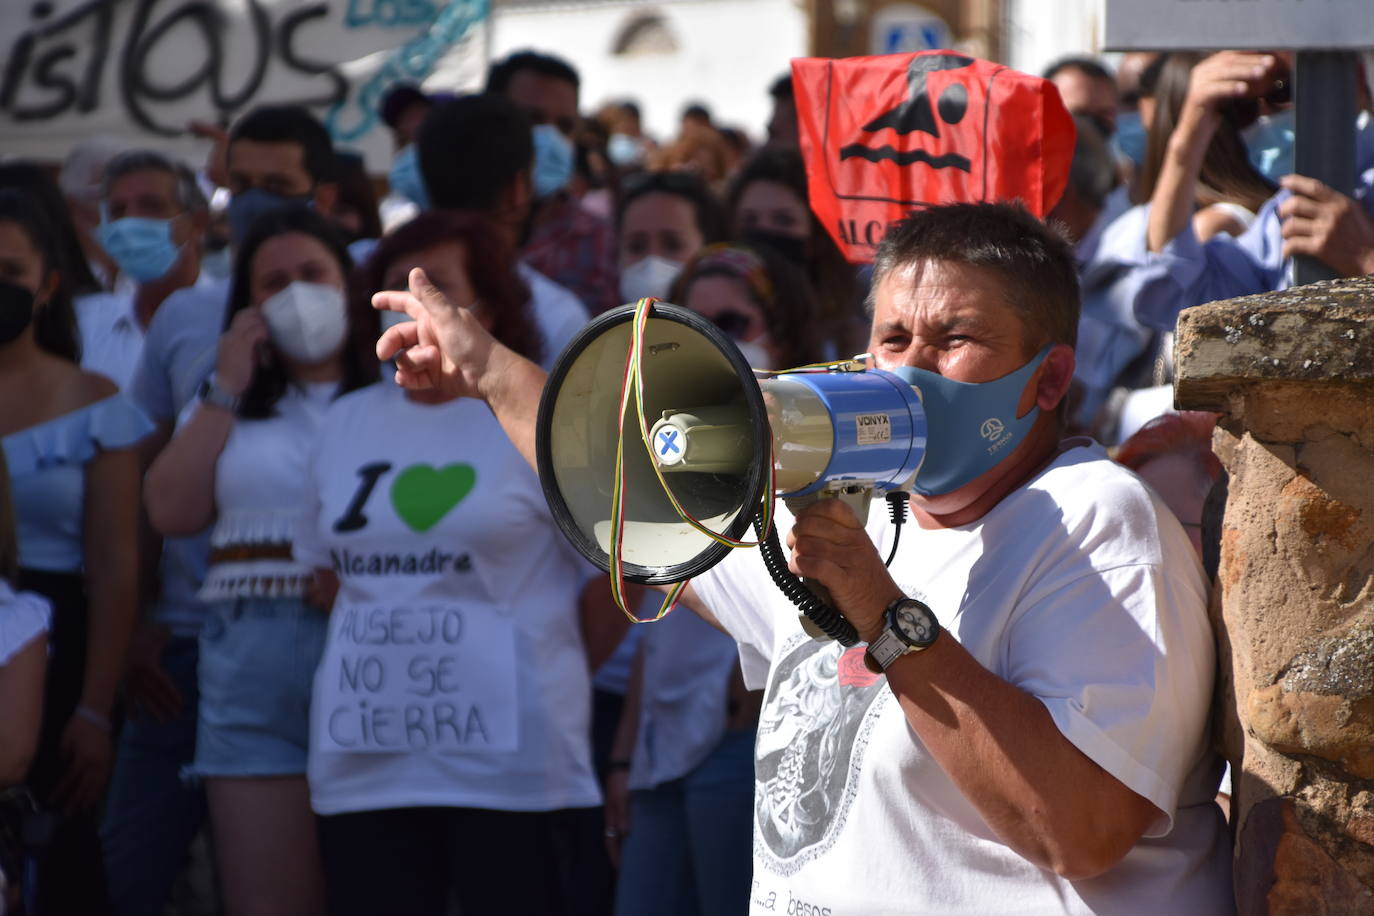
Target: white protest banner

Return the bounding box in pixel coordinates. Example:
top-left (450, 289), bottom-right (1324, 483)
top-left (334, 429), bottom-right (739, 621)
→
top-left (0, 0), bottom-right (489, 168)
top-left (319, 602), bottom-right (519, 754)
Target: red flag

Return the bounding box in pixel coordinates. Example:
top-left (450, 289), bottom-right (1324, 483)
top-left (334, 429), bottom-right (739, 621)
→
top-left (792, 52), bottom-right (1075, 264)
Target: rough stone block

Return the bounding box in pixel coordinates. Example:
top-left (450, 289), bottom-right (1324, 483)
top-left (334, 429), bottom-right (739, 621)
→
top-left (1174, 275), bottom-right (1374, 415)
top-left (1173, 275), bottom-right (1374, 910)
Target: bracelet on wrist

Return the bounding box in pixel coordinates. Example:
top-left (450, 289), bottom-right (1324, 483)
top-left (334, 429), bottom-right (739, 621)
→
top-left (74, 705), bottom-right (112, 733)
top-left (200, 378), bottom-right (241, 413)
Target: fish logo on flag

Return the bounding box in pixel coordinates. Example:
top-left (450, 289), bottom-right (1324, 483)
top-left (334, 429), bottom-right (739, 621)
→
top-left (792, 51), bottom-right (1075, 264)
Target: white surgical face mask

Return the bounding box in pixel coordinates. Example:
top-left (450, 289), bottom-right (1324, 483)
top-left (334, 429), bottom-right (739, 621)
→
top-left (619, 255), bottom-right (683, 304)
top-left (260, 281), bottom-right (348, 364)
top-left (733, 337), bottom-right (773, 371)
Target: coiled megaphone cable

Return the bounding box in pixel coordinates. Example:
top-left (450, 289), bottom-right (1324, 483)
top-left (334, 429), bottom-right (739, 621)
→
top-left (753, 511), bottom-right (860, 648)
top-left (606, 298), bottom-right (774, 623)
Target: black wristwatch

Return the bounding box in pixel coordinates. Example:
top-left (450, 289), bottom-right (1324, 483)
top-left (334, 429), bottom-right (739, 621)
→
top-left (864, 597), bottom-right (940, 673)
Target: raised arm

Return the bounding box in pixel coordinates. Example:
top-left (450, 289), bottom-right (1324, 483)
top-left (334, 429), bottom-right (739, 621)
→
top-left (144, 308), bottom-right (267, 536)
top-left (374, 268), bottom-right (548, 471)
top-left (1147, 52), bottom-right (1281, 252)
top-left (376, 271), bottom-right (725, 634)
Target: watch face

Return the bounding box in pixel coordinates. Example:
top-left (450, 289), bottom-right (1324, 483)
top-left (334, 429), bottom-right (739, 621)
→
top-left (893, 601), bottom-right (936, 647)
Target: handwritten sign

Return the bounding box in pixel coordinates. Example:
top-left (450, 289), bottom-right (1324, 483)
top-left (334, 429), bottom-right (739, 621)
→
top-left (0, 0), bottom-right (489, 168)
top-left (318, 602), bottom-right (519, 754)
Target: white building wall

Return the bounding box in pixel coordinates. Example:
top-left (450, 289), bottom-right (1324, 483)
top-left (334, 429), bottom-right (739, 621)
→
top-left (489, 0), bottom-right (807, 143)
top-left (1003, 0), bottom-right (1114, 78)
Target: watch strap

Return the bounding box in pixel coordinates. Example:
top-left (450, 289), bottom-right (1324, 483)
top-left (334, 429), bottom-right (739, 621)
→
top-left (864, 630), bottom-right (908, 673)
top-left (864, 597), bottom-right (940, 674)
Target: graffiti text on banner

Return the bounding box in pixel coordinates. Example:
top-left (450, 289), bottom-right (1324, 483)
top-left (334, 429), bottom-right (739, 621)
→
top-left (0, 0), bottom-right (487, 159)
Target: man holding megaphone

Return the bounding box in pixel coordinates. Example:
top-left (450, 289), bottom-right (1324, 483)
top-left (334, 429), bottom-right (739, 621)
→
top-left (373, 202), bottom-right (1229, 913)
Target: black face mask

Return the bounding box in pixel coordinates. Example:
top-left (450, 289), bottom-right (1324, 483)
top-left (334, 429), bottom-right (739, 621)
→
top-left (742, 229), bottom-right (809, 267)
top-left (0, 280), bottom-right (35, 346)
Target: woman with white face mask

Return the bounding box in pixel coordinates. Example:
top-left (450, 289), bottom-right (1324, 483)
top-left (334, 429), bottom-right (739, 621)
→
top-left (615, 172), bottom-right (726, 304)
top-left (144, 206), bottom-right (378, 916)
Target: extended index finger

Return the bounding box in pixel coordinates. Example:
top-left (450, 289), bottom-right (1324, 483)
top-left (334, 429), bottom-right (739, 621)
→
top-left (371, 287), bottom-right (424, 316)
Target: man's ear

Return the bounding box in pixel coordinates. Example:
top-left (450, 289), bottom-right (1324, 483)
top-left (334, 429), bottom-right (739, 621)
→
top-left (312, 182), bottom-right (339, 218)
top-left (1034, 344), bottom-right (1077, 413)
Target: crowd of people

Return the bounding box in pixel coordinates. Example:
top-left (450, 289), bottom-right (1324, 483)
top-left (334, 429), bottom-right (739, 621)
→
top-left (0, 42), bottom-right (1372, 916)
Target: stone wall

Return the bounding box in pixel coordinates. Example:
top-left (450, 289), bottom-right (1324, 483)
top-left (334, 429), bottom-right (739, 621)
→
top-left (1175, 276), bottom-right (1374, 914)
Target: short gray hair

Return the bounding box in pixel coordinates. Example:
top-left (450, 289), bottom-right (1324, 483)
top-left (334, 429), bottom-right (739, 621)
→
top-left (103, 150), bottom-right (207, 214)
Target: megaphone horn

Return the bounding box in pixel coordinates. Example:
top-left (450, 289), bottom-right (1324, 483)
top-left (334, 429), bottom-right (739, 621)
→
top-left (535, 301), bottom-right (928, 644)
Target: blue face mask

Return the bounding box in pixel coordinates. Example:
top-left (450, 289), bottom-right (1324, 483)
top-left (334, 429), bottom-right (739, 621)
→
top-left (531, 124), bottom-right (575, 199)
top-left (1242, 109), bottom-right (1296, 183)
top-left (388, 145), bottom-right (430, 209)
top-left (1112, 110), bottom-right (1147, 170)
top-left (607, 133), bottom-right (643, 167)
top-left (891, 345), bottom-right (1052, 496)
top-left (98, 216), bottom-right (182, 283)
top-left (227, 187), bottom-right (312, 245)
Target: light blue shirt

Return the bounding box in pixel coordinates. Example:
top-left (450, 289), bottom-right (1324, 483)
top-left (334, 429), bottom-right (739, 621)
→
top-left (4, 394), bottom-right (154, 572)
top-left (130, 278), bottom-right (229, 635)
top-left (1127, 130), bottom-right (1374, 335)
top-left (1072, 204), bottom-right (1161, 428)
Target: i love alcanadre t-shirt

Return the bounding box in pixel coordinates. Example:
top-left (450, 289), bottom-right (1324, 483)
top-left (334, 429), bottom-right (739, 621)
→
top-left (296, 382), bottom-right (601, 815)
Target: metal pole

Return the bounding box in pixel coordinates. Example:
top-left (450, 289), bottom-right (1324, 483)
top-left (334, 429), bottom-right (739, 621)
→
top-left (1292, 51), bottom-right (1357, 286)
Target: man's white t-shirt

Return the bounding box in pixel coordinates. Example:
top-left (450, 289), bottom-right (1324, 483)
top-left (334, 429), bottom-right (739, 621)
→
top-left (692, 441), bottom-right (1231, 915)
top-left (297, 382), bottom-right (601, 815)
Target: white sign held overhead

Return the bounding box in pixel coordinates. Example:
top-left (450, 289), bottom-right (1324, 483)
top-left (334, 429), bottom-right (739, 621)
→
top-left (1103, 0), bottom-right (1374, 51)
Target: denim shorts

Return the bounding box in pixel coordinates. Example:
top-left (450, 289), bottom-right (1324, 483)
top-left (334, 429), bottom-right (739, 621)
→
top-left (190, 596), bottom-right (328, 778)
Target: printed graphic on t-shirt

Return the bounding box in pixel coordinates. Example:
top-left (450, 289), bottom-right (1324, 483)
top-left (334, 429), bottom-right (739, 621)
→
top-left (390, 463), bottom-right (476, 533)
top-left (328, 461), bottom-right (480, 577)
top-left (334, 461), bottom-right (478, 535)
top-left (754, 635), bottom-right (886, 875)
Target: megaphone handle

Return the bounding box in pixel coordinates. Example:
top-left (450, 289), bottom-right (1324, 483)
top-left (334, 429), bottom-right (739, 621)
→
top-left (753, 513), bottom-right (860, 647)
top-left (781, 490), bottom-right (874, 646)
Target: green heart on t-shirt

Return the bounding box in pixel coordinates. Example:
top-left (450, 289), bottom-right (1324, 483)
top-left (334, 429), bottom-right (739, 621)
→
top-left (389, 463), bottom-right (477, 533)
